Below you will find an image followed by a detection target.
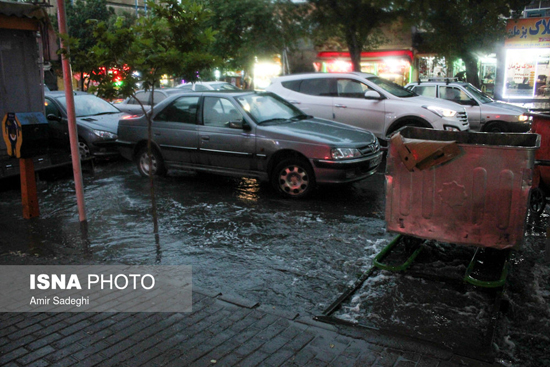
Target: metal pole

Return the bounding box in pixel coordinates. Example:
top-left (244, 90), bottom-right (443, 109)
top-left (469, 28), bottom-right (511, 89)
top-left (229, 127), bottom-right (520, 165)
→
top-left (56, 0), bottom-right (87, 223)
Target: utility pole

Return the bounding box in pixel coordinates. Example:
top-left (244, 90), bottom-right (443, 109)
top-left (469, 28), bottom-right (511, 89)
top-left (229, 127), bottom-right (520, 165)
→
top-left (56, 0), bottom-right (87, 224)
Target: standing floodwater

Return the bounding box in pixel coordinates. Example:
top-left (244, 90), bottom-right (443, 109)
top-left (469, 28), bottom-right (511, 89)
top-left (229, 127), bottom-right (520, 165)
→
top-left (0, 159), bottom-right (548, 366)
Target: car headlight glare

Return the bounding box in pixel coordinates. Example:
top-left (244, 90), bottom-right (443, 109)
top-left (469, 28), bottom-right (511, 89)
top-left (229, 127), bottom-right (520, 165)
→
top-left (518, 114), bottom-right (530, 122)
top-left (331, 148), bottom-right (361, 160)
top-left (423, 105), bottom-right (458, 118)
top-left (93, 129), bottom-right (118, 139)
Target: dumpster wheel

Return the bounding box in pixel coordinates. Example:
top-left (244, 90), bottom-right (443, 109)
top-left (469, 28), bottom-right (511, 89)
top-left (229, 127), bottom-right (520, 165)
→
top-left (529, 187), bottom-right (547, 216)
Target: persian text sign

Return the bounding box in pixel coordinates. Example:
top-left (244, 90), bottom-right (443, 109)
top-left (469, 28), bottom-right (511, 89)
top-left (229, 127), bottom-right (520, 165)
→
top-left (506, 17), bottom-right (550, 48)
top-left (0, 265), bottom-right (192, 312)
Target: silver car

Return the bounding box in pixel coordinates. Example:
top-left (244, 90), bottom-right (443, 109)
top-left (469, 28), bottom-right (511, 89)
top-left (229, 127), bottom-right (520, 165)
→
top-left (117, 91), bottom-right (383, 198)
top-left (175, 81), bottom-right (241, 91)
top-left (115, 88), bottom-right (184, 115)
top-left (266, 72), bottom-right (469, 142)
top-left (405, 81), bottom-right (532, 132)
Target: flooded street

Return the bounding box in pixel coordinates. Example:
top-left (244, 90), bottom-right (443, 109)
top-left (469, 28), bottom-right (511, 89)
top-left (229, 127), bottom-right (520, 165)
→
top-left (0, 159), bottom-right (391, 316)
top-left (0, 158), bottom-right (549, 366)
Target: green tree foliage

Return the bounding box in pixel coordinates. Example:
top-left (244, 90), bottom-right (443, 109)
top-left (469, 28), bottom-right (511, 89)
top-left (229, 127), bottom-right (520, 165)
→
top-left (86, 0), bottom-right (216, 242)
top-left (64, 0), bottom-right (117, 90)
top-left (202, 0), bottom-right (306, 79)
top-left (307, 0), bottom-right (400, 72)
top-left (405, 0), bottom-right (531, 87)
top-left (87, 0), bottom-right (216, 101)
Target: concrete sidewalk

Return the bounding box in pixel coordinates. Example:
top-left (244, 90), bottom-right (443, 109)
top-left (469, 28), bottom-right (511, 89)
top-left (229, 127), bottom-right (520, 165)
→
top-left (0, 286), bottom-right (493, 367)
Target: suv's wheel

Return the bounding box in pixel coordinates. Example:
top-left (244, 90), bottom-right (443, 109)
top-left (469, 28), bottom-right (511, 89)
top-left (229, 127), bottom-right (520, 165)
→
top-left (271, 158), bottom-right (315, 199)
top-left (78, 139), bottom-right (91, 159)
top-left (136, 147), bottom-right (166, 177)
top-left (386, 121), bottom-right (424, 140)
top-left (483, 122), bottom-right (506, 133)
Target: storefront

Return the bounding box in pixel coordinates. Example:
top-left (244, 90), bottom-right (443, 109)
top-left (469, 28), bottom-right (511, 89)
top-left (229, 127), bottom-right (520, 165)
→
top-left (503, 17), bottom-right (550, 99)
top-left (313, 50), bottom-right (413, 86)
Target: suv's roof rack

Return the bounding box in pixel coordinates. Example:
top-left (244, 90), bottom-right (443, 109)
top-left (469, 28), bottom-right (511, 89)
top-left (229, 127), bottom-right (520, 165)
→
top-left (427, 77), bottom-right (459, 84)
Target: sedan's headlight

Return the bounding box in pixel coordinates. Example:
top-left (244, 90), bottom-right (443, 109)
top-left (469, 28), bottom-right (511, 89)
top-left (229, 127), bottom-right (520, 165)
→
top-left (331, 148), bottom-right (361, 160)
top-left (423, 105), bottom-right (458, 118)
top-left (93, 130), bottom-right (118, 139)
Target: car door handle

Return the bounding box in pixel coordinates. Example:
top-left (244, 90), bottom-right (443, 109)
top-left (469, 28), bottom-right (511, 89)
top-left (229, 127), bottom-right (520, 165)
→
top-left (289, 100), bottom-right (301, 105)
top-left (154, 132), bottom-right (161, 136)
top-left (334, 104), bottom-right (347, 108)
top-left (201, 136), bottom-right (210, 141)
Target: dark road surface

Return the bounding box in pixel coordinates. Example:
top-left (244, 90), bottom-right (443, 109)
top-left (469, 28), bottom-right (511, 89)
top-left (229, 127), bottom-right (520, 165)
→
top-left (0, 158), bottom-right (549, 366)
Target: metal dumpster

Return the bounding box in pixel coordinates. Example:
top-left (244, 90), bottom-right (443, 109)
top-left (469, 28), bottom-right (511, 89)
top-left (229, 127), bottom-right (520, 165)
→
top-left (385, 127), bottom-right (540, 250)
top-left (529, 113), bottom-right (550, 214)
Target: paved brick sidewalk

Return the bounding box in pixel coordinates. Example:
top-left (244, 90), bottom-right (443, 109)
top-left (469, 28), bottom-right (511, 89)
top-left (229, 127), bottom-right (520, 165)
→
top-left (0, 287), bottom-right (495, 367)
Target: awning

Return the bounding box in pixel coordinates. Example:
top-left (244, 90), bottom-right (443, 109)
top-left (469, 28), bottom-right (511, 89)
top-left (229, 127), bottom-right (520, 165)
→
top-left (316, 50), bottom-right (414, 62)
top-left (0, 0), bottom-right (58, 61)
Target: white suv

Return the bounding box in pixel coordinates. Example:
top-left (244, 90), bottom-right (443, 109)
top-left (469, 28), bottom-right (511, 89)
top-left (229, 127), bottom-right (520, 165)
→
top-left (405, 81), bottom-right (531, 132)
top-left (266, 72), bottom-right (469, 140)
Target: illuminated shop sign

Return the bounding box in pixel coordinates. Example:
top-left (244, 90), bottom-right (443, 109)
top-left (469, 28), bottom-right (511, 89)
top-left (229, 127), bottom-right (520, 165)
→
top-left (506, 17), bottom-right (550, 48)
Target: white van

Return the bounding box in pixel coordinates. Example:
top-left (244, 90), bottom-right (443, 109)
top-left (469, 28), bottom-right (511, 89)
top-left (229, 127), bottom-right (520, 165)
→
top-left (405, 81), bottom-right (531, 132)
top-left (266, 72), bottom-right (469, 140)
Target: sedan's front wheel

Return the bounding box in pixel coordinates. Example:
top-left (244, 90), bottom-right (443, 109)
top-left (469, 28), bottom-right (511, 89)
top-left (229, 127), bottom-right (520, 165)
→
top-left (271, 158), bottom-right (315, 199)
top-left (136, 147), bottom-right (166, 177)
top-left (78, 139), bottom-right (91, 159)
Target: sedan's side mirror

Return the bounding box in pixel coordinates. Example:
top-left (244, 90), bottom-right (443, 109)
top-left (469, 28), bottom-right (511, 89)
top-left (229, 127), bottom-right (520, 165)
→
top-left (228, 119), bottom-right (251, 131)
top-left (47, 114), bottom-right (62, 122)
top-left (364, 90), bottom-right (383, 100)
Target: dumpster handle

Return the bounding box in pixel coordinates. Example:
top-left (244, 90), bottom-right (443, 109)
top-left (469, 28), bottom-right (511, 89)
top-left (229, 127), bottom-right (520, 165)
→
top-left (464, 247), bottom-right (510, 288)
top-left (374, 235), bottom-right (423, 272)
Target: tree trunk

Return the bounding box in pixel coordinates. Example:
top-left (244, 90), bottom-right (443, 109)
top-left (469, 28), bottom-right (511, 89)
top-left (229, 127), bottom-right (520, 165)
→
top-left (346, 31), bottom-right (362, 72)
top-left (462, 54), bottom-right (480, 89)
top-left (147, 83), bottom-right (160, 250)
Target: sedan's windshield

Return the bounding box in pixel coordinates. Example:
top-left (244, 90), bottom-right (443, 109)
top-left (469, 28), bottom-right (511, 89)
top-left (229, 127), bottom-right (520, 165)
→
top-left (463, 84), bottom-right (493, 104)
top-left (367, 76), bottom-right (416, 97)
top-left (57, 95), bottom-right (121, 117)
top-left (236, 93), bottom-right (304, 124)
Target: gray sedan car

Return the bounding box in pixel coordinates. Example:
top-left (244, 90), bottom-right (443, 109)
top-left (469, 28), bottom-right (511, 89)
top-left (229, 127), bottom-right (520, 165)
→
top-left (45, 91), bottom-right (128, 158)
top-left (117, 91), bottom-right (383, 198)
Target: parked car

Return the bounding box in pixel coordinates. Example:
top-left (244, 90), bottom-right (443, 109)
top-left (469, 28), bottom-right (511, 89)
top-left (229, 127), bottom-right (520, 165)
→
top-left (45, 91), bottom-right (128, 158)
top-left (116, 88), bottom-right (184, 115)
top-left (175, 81), bottom-right (241, 91)
top-left (404, 80), bottom-right (531, 132)
top-left (117, 91), bottom-right (383, 199)
top-left (266, 72), bottom-right (469, 142)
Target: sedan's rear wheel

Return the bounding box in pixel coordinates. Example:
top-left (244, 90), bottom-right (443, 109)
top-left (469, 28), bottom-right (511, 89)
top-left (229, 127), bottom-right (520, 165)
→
top-left (136, 147), bottom-right (166, 177)
top-left (271, 158), bottom-right (315, 199)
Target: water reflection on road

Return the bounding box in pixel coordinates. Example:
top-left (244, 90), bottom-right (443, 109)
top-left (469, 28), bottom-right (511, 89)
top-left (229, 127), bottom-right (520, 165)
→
top-left (0, 159), bottom-right (391, 316)
top-left (1, 159), bottom-right (548, 366)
